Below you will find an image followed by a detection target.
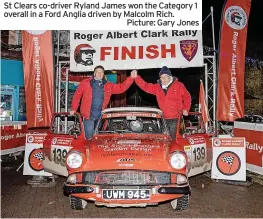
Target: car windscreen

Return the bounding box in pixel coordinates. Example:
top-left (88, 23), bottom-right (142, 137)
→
top-left (51, 114), bottom-right (82, 135)
top-left (180, 114), bottom-right (206, 135)
top-left (96, 113), bottom-right (166, 134)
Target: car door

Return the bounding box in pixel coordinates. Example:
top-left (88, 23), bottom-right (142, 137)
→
top-left (43, 113), bottom-right (86, 176)
top-left (177, 113), bottom-right (213, 177)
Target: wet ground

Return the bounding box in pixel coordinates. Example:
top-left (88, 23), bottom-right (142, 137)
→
top-left (1, 158), bottom-right (263, 218)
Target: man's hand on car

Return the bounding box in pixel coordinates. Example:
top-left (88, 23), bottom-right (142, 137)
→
top-left (182, 110), bottom-right (188, 116)
top-left (70, 111), bottom-right (75, 115)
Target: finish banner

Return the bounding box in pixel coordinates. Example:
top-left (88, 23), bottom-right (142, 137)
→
top-left (22, 30), bottom-right (54, 128)
top-left (70, 30), bottom-right (203, 71)
top-left (217, 0), bottom-right (251, 121)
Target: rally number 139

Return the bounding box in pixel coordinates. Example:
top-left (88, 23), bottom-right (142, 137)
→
top-left (193, 147), bottom-right (205, 161)
top-left (52, 148), bottom-right (67, 166)
top-left (191, 145), bottom-right (206, 168)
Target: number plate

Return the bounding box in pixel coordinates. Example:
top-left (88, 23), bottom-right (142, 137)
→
top-left (102, 189), bottom-right (150, 200)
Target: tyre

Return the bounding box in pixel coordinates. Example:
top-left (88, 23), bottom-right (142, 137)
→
top-left (70, 195), bottom-right (87, 210)
top-left (170, 194), bottom-right (189, 211)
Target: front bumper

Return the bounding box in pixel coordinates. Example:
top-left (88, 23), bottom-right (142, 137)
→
top-left (158, 186), bottom-right (190, 195)
top-left (64, 183), bottom-right (191, 205)
top-left (64, 184), bottom-right (190, 195)
top-left (64, 185), bottom-right (94, 194)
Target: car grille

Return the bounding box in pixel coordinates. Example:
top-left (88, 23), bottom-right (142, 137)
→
top-left (82, 170), bottom-right (171, 185)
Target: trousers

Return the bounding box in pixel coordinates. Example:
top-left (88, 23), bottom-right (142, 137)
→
top-left (83, 119), bottom-right (98, 140)
top-left (165, 119), bottom-right (178, 140)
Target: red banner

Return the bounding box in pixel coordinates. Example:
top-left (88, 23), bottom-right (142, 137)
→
top-left (22, 31), bottom-right (54, 128)
top-left (217, 0), bottom-right (251, 121)
top-left (199, 80), bottom-right (210, 124)
top-left (234, 122), bottom-right (263, 168)
top-left (1, 124), bottom-right (27, 155)
top-left (235, 129), bottom-right (263, 167)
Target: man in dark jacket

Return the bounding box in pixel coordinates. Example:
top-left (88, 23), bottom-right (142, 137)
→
top-left (132, 66), bottom-right (191, 139)
top-left (70, 65), bottom-right (134, 139)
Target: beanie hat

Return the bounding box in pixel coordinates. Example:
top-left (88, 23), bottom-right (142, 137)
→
top-left (159, 66), bottom-right (172, 77)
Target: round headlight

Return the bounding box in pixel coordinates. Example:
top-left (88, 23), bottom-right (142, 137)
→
top-left (66, 152), bottom-right (83, 169)
top-left (170, 152), bottom-right (186, 170)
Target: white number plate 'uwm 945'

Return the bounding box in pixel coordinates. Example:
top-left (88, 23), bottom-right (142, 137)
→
top-left (102, 189), bottom-right (150, 200)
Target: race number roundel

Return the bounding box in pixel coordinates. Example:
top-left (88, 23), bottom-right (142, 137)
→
top-left (216, 151), bottom-right (241, 176)
top-left (28, 148), bottom-right (44, 171)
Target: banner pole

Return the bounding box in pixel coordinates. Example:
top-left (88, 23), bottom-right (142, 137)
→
top-left (211, 6), bottom-right (218, 136)
top-left (205, 64), bottom-right (208, 107)
top-left (55, 30), bottom-right (60, 113)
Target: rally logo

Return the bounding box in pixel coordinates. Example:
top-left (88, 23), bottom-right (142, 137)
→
top-left (27, 135), bottom-right (34, 143)
top-left (180, 40), bottom-right (198, 62)
top-left (188, 138), bottom-right (195, 145)
top-left (52, 138), bottom-right (57, 145)
top-left (225, 6), bottom-right (247, 30)
top-left (214, 139), bottom-right (221, 147)
top-left (28, 148), bottom-right (44, 171)
top-left (74, 44), bottom-right (96, 67)
top-left (216, 151), bottom-right (241, 176)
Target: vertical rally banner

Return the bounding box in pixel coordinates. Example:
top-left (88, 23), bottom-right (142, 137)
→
top-left (22, 30), bottom-right (54, 128)
top-left (217, 0), bottom-right (251, 121)
top-left (199, 80), bottom-right (210, 125)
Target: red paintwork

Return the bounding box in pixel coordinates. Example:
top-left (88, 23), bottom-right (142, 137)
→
top-left (67, 134), bottom-right (187, 175)
top-left (43, 110), bottom-right (214, 206)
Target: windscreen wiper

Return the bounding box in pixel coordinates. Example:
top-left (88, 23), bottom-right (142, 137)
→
top-left (98, 130), bottom-right (118, 133)
top-left (114, 129), bottom-right (133, 133)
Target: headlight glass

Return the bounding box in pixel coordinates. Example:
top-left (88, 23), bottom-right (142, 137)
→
top-left (170, 152), bottom-right (186, 169)
top-left (66, 152), bottom-right (82, 169)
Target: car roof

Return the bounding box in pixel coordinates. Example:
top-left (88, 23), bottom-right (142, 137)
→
top-left (102, 107), bottom-right (163, 114)
top-left (245, 114), bottom-right (263, 118)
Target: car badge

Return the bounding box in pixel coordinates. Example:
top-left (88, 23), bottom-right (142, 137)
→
top-left (117, 158), bottom-right (136, 162)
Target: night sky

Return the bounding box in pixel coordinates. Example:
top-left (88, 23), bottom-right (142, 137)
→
top-left (126, 0), bottom-right (263, 107)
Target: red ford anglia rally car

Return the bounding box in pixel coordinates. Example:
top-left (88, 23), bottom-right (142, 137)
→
top-left (43, 107), bottom-right (212, 210)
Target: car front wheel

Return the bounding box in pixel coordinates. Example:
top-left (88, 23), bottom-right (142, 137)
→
top-left (170, 194), bottom-right (189, 210)
top-left (70, 195), bottom-right (87, 210)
